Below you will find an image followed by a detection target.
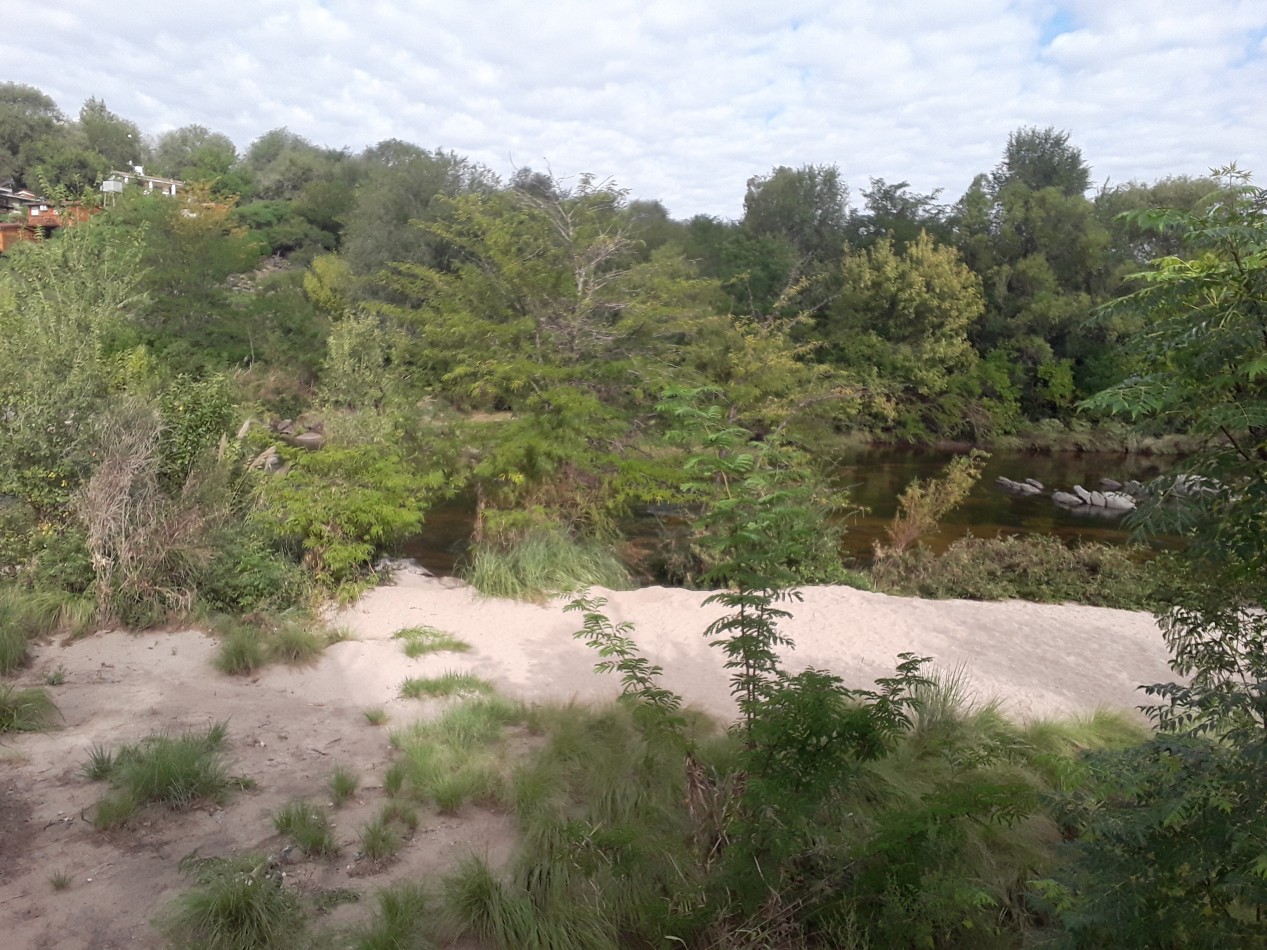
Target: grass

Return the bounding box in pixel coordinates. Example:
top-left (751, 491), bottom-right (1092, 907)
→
top-left (0, 685), bottom-right (59, 733)
top-left (462, 527), bottom-right (632, 601)
top-left (273, 800), bottom-right (338, 857)
top-left (49, 870), bottom-right (72, 891)
top-left (399, 671), bottom-right (493, 700)
top-left (393, 625), bottom-right (471, 658)
top-left (210, 612), bottom-right (339, 676)
top-left (0, 587), bottom-right (96, 667)
top-left (157, 852), bottom-right (305, 950)
top-left (329, 765), bottom-right (359, 806)
top-left (352, 882), bottom-right (434, 950)
top-left (363, 708), bottom-right (388, 726)
top-left (84, 721), bottom-right (242, 829)
top-left (359, 814), bottom-right (403, 863)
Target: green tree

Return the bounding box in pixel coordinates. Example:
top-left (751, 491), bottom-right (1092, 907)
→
top-left (0, 82), bottom-right (63, 186)
top-left (78, 98), bottom-right (144, 169)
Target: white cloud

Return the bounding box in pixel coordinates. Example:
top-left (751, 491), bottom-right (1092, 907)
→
top-left (3, 0), bottom-right (1264, 216)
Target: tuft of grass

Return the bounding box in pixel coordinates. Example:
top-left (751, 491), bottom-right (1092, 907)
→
top-left (359, 815), bottom-right (403, 863)
top-left (363, 708), bottom-right (388, 726)
top-left (157, 852), bottom-right (305, 950)
top-left (0, 587), bottom-right (96, 652)
top-left (273, 800), bottom-right (338, 857)
top-left (0, 622), bottom-right (27, 675)
top-left (269, 623), bottom-right (327, 666)
top-left (400, 671), bottom-right (492, 700)
top-left (85, 722), bottom-right (240, 829)
top-left (44, 667), bottom-right (66, 686)
top-left (213, 625), bottom-right (267, 676)
top-left (394, 625), bottom-right (471, 658)
top-left (49, 870), bottom-right (72, 892)
top-left (82, 743), bottom-right (116, 780)
top-left (354, 882), bottom-right (433, 950)
top-left (329, 765), bottom-right (359, 807)
top-left (0, 685), bottom-right (59, 733)
top-left (462, 527), bottom-right (631, 601)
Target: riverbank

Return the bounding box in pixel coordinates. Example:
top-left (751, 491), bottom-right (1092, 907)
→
top-left (0, 570), bottom-right (1177, 947)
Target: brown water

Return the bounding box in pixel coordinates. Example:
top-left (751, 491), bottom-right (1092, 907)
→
top-left (400, 449), bottom-right (1177, 576)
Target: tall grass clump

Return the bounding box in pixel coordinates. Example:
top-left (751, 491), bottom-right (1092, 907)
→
top-left (463, 527), bottom-right (630, 601)
top-left (0, 586), bottom-right (96, 673)
top-left (157, 852), bottom-right (305, 950)
top-left (399, 672), bottom-right (492, 700)
top-left (85, 721), bottom-right (240, 829)
top-left (211, 612), bottom-right (336, 675)
top-left (0, 685), bottom-right (59, 733)
top-left (386, 696), bottom-right (521, 813)
top-left (273, 800), bottom-right (338, 857)
top-left (353, 882), bottom-right (435, 950)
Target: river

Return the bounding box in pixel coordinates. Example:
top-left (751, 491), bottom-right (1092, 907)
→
top-left (401, 448), bottom-right (1177, 577)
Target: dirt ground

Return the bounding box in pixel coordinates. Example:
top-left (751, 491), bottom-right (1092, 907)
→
top-left (0, 569), bottom-right (1177, 948)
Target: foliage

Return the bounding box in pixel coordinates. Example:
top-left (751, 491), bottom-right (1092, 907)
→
top-left (329, 765), bottom-right (359, 806)
top-left (211, 613), bottom-right (333, 675)
top-left (871, 535), bottom-right (1166, 609)
top-left (393, 625), bottom-right (470, 657)
top-left (875, 449), bottom-right (990, 557)
top-left (157, 852), bottom-right (305, 950)
top-left (273, 800), bottom-right (338, 856)
top-left (256, 444), bottom-right (451, 583)
top-left (399, 671), bottom-right (493, 699)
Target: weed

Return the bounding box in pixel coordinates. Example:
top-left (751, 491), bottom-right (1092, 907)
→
top-left (0, 685), bottom-right (59, 733)
top-left (210, 612), bottom-right (335, 675)
top-left (273, 800), bottom-right (338, 857)
top-left (49, 870), bottom-right (72, 891)
top-left (86, 721), bottom-right (240, 829)
top-left (0, 622), bottom-right (27, 675)
top-left (379, 799), bottom-right (418, 831)
top-left (359, 816), bottom-right (402, 863)
top-left (329, 765), bottom-right (359, 806)
top-left (157, 852), bottom-right (305, 950)
top-left (44, 667), bottom-right (66, 686)
top-left (393, 625), bottom-right (471, 658)
top-left (82, 743), bottom-right (116, 780)
top-left (363, 708), bottom-right (388, 726)
top-left (400, 671), bottom-right (492, 700)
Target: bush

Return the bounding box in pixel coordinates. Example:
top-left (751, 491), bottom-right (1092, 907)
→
top-left (462, 527), bottom-right (631, 601)
top-left (870, 535), bottom-right (1164, 609)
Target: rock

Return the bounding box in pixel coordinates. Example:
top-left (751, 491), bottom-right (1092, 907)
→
top-left (1072, 484), bottom-right (1092, 504)
top-left (1024, 478), bottom-right (1044, 490)
top-left (1090, 490), bottom-right (1108, 507)
top-left (236, 418), bottom-right (253, 440)
top-left (1122, 480), bottom-right (1143, 494)
top-left (1103, 492), bottom-right (1136, 511)
top-left (1099, 478), bottom-right (1122, 491)
top-left (1052, 491), bottom-right (1082, 507)
top-left (290, 431), bottom-right (325, 451)
top-left (250, 446), bottom-right (284, 472)
top-left (997, 477), bottom-right (1042, 495)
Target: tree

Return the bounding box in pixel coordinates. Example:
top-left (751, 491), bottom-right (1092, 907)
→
top-left (848, 177), bottom-right (948, 249)
top-left (991, 125), bottom-right (1090, 197)
top-left (742, 163), bottom-right (849, 262)
top-left (78, 98), bottom-right (144, 169)
top-left (0, 82), bottom-right (63, 185)
top-left (150, 125), bottom-right (246, 194)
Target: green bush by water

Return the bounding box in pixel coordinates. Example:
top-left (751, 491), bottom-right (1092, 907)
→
top-left (462, 528), bottom-right (631, 601)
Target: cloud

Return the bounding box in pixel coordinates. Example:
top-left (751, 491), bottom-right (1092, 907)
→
top-left (4, 0), bottom-right (1264, 217)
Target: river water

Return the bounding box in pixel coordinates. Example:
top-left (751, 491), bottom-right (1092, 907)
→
top-left (401, 449), bottom-right (1177, 576)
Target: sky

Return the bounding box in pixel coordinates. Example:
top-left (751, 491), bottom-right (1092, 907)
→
top-left (5, 0), bottom-right (1266, 219)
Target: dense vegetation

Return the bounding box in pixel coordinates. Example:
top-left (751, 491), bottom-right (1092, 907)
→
top-left (3, 80), bottom-right (1267, 946)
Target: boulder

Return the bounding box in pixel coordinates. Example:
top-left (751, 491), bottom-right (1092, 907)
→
top-left (1089, 490), bottom-right (1108, 507)
top-left (1052, 491), bottom-right (1082, 507)
top-left (290, 431), bottom-right (325, 451)
top-left (1024, 478), bottom-right (1045, 490)
top-left (1099, 477), bottom-right (1122, 491)
top-left (1072, 484), bottom-right (1093, 504)
top-left (1103, 492), bottom-right (1136, 511)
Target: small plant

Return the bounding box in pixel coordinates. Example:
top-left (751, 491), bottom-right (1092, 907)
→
top-left (393, 625), bottom-right (471, 658)
top-left (269, 622), bottom-right (327, 666)
top-left (874, 450), bottom-right (990, 558)
top-left (363, 708), bottom-right (388, 726)
top-left (49, 870), bottom-right (72, 891)
top-left (273, 800), bottom-right (338, 857)
top-left (44, 667), bottom-right (66, 686)
top-left (359, 815), bottom-right (403, 863)
top-left (157, 852), bottom-right (305, 950)
top-left (82, 743), bottom-right (116, 780)
top-left (328, 765), bottom-right (359, 806)
top-left (0, 622), bottom-right (27, 675)
top-left (85, 721), bottom-right (240, 829)
top-left (354, 882), bottom-right (432, 950)
top-left (0, 685), bottom-right (59, 733)
top-left (400, 672), bottom-right (492, 700)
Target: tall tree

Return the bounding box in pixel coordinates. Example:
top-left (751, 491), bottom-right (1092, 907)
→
top-left (78, 98), bottom-right (144, 169)
top-left (742, 163), bottom-right (849, 262)
top-left (0, 82), bottom-right (63, 185)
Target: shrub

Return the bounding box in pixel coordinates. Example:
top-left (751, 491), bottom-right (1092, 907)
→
top-left (462, 527), bottom-right (631, 601)
top-left (256, 444), bottom-right (453, 584)
top-left (869, 534), bottom-right (1163, 609)
top-left (875, 450), bottom-right (989, 558)
top-left (0, 685), bottom-right (59, 733)
top-left (157, 852), bottom-right (305, 950)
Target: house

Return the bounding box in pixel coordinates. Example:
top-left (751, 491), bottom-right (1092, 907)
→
top-left (103, 165), bottom-right (182, 197)
top-left (0, 198), bottom-right (97, 254)
top-left (0, 180), bottom-right (44, 216)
